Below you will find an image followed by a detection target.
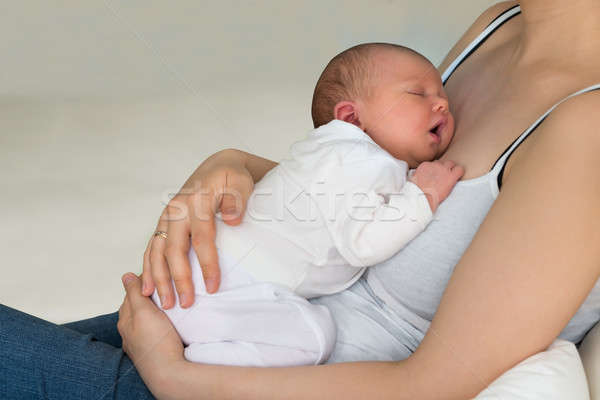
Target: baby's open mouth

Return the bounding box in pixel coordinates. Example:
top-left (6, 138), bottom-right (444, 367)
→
top-left (429, 120), bottom-right (444, 141)
top-left (428, 116), bottom-right (448, 143)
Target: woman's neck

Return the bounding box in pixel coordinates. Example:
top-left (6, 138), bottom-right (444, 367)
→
top-left (514, 0), bottom-right (600, 67)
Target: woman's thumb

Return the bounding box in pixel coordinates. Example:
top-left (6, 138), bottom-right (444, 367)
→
top-left (122, 273), bottom-right (137, 289)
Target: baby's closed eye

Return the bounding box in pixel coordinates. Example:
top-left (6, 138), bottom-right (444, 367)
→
top-left (407, 90), bottom-right (425, 96)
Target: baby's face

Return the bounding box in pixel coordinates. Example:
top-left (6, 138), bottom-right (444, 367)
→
top-left (357, 50), bottom-right (455, 168)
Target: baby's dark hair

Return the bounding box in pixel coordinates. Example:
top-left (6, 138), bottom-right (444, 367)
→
top-left (311, 42), bottom-right (430, 128)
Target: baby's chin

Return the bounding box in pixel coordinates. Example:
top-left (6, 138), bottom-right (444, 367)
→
top-left (435, 144), bottom-right (451, 159)
top-left (407, 158), bottom-right (426, 169)
top-left (411, 151), bottom-right (444, 167)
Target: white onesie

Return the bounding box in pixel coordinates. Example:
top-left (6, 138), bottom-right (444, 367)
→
top-left (153, 119), bottom-right (433, 366)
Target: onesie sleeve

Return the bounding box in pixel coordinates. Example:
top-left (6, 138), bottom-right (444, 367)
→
top-left (280, 131), bottom-right (433, 267)
top-left (337, 179), bottom-right (433, 266)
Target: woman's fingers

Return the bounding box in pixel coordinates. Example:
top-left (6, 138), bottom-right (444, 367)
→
top-left (143, 208), bottom-right (169, 298)
top-left (118, 294), bottom-right (129, 323)
top-left (189, 188), bottom-right (221, 294)
top-left (118, 272), bottom-right (185, 381)
top-left (121, 273), bottom-right (147, 308)
top-left (116, 296), bottom-right (129, 352)
top-left (117, 273), bottom-right (139, 351)
top-left (141, 237), bottom-right (156, 296)
top-left (149, 227), bottom-right (175, 309)
top-left (190, 223), bottom-right (221, 294)
top-left (165, 212), bottom-right (195, 308)
top-left (219, 172), bottom-right (252, 226)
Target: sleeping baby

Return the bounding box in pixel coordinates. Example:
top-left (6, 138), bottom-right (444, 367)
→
top-left (152, 42), bottom-right (463, 366)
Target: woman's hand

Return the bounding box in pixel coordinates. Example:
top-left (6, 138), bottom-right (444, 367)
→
top-left (142, 149), bottom-right (254, 309)
top-left (118, 273), bottom-right (186, 397)
top-left (141, 149), bottom-right (277, 309)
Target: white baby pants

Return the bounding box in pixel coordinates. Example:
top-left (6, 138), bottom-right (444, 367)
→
top-left (152, 248), bottom-right (336, 367)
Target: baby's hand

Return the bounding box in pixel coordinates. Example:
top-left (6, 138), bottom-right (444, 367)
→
top-left (409, 160), bottom-right (464, 212)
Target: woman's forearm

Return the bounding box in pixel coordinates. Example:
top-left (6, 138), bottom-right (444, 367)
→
top-left (181, 148), bottom-right (277, 191)
top-left (157, 359), bottom-right (423, 400)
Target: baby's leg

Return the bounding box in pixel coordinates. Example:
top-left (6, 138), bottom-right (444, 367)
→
top-left (180, 283), bottom-right (336, 367)
top-left (154, 246), bottom-right (336, 366)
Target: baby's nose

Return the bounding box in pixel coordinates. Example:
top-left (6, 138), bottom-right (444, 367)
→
top-left (432, 97), bottom-right (449, 113)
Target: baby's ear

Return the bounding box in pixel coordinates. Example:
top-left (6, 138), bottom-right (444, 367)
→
top-left (333, 101), bottom-right (361, 127)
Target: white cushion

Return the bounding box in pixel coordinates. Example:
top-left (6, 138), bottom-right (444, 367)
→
top-left (580, 322), bottom-right (600, 400)
top-left (474, 340), bottom-right (589, 399)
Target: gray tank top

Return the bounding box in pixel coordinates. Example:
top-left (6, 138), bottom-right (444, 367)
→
top-left (366, 4), bottom-right (600, 344)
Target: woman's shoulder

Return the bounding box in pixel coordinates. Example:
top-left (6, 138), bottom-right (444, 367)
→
top-left (554, 87), bottom-right (600, 112)
top-left (537, 88), bottom-right (600, 144)
top-left (524, 88), bottom-right (600, 138)
top-left (438, 1), bottom-right (518, 73)
top-left (503, 88), bottom-right (600, 187)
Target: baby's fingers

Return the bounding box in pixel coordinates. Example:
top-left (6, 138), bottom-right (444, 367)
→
top-left (441, 160), bottom-right (457, 170)
top-left (452, 164), bottom-right (465, 180)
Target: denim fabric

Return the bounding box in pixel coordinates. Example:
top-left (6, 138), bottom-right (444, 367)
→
top-left (0, 304), bottom-right (154, 400)
top-left (61, 312), bottom-right (123, 348)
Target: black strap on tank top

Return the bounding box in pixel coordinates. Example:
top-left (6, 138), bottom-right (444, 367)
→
top-left (485, 4), bottom-right (520, 29)
top-left (442, 5), bottom-right (600, 191)
top-left (495, 115), bottom-right (547, 189)
top-left (441, 4), bottom-right (520, 85)
top-left (496, 87), bottom-right (600, 189)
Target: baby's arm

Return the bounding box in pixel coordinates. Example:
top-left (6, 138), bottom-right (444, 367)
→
top-left (315, 150), bottom-right (463, 267)
top-left (336, 178), bottom-right (432, 266)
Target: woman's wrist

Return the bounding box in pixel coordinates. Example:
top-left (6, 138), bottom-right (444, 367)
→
top-left (153, 360), bottom-right (230, 400)
top-left (224, 148), bottom-right (278, 183)
top-left (150, 359), bottom-right (198, 400)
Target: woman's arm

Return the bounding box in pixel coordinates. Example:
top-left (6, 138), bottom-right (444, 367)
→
top-left (141, 92), bottom-right (600, 400)
top-left (159, 359), bottom-right (414, 400)
top-left (407, 91), bottom-right (600, 397)
top-left (238, 149), bottom-right (279, 183)
top-left (141, 148), bottom-right (278, 308)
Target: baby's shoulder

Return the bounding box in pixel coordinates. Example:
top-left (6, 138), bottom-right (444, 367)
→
top-left (321, 139), bottom-right (400, 167)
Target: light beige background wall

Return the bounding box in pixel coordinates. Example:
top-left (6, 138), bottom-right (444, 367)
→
top-left (0, 0), bottom-right (498, 323)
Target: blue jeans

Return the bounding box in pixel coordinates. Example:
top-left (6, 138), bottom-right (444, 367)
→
top-left (0, 304), bottom-right (154, 399)
top-left (0, 277), bottom-right (420, 399)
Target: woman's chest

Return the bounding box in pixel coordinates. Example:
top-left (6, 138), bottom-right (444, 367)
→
top-left (439, 51), bottom-right (577, 179)
top-left (369, 178), bottom-right (498, 320)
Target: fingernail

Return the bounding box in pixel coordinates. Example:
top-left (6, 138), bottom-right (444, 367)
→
top-left (160, 295), bottom-right (167, 308)
top-left (205, 278), bottom-right (217, 294)
top-left (142, 282), bottom-right (147, 294)
top-left (179, 292), bottom-right (188, 307)
top-left (221, 208), bottom-right (239, 220)
top-left (122, 274), bottom-right (134, 286)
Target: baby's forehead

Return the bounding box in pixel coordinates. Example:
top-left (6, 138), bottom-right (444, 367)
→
top-left (369, 50), bottom-right (438, 84)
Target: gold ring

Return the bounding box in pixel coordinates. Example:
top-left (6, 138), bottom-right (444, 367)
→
top-left (153, 231), bottom-right (168, 240)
